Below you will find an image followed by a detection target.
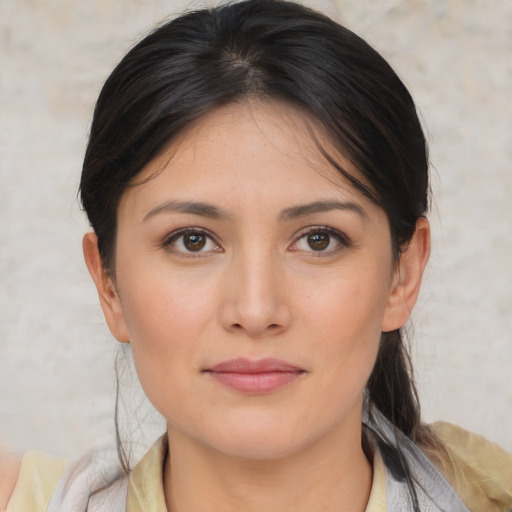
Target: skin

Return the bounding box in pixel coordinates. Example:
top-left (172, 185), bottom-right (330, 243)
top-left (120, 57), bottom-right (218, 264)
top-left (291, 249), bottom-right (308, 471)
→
top-left (83, 101), bottom-right (430, 512)
top-left (0, 452), bottom-right (21, 509)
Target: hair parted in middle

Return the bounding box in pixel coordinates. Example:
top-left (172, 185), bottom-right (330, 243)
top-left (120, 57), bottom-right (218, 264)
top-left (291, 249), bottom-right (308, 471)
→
top-left (80, 1), bottom-right (432, 501)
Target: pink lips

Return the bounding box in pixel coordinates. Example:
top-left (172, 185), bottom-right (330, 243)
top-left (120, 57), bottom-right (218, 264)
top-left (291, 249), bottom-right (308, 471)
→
top-left (205, 358), bottom-right (305, 393)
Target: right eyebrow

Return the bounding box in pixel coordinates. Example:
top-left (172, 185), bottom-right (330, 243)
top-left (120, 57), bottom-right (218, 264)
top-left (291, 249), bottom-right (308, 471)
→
top-left (142, 200), bottom-right (232, 222)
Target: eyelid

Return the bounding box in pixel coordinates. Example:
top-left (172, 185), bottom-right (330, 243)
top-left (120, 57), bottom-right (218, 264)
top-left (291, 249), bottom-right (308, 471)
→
top-left (162, 227), bottom-right (222, 255)
top-left (289, 225), bottom-right (351, 254)
top-left (160, 225), bottom-right (349, 256)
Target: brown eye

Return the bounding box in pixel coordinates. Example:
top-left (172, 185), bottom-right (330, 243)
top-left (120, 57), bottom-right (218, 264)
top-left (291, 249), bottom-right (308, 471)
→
top-left (292, 227), bottom-right (349, 255)
top-left (307, 232), bottom-right (330, 251)
top-left (184, 233), bottom-right (206, 251)
top-left (165, 229), bottom-right (219, 255)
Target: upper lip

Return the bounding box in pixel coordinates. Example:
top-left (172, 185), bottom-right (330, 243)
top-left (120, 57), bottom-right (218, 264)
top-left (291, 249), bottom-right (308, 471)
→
top-left (206, 357), bottom-right (304, 374)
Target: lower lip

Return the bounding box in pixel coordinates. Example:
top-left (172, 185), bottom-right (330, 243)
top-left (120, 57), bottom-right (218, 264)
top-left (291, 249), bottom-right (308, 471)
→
top-left (208, 371), bottom-right (303, 393)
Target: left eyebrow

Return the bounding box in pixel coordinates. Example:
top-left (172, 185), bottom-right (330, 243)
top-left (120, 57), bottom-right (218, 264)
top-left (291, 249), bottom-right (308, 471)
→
top-left (279, 200), bottom-right (368, 222)
top-left (143, 200), bottom-right (232, 222)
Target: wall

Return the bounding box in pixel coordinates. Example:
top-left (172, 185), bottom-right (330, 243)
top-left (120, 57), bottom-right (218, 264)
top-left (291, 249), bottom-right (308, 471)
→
top-left (1, 0), bottom-right (511, 460)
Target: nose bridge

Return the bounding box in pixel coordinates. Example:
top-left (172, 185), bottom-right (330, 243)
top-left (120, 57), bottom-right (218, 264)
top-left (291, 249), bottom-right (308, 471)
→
top-left (222, 243), bottom-right (290, 337)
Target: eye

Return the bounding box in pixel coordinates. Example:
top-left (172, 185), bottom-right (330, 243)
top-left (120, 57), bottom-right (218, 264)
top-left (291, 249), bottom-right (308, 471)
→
top-left (163, 228), bottom-right (220, 255)
top-left (291, 227), bottom-right (349, 254)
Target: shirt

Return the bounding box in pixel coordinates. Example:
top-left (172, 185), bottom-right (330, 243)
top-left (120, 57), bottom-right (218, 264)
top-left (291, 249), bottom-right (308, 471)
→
top-left (5, 422), bottom-right (512, 512)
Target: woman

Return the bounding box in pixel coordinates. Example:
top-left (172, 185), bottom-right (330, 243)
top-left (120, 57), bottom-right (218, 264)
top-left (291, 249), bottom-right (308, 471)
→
top-left (1, 0), bottom-right (511, 511)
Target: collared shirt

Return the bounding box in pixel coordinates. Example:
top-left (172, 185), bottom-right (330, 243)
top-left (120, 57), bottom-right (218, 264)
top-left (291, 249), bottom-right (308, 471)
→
top-left (6, 423), bottom-right (512, 512)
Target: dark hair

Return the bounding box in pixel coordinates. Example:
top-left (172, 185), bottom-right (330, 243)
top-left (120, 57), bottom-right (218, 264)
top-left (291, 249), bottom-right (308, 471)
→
top-left (80, 0), bottom-right (431, 502)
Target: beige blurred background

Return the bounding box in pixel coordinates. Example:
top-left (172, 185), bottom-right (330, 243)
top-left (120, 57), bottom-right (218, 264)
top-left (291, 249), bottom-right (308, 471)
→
top-left (0, 0), bottom-right (511, 460)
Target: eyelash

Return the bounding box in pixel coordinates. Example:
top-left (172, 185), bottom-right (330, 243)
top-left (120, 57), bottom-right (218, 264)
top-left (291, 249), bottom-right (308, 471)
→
top-left (161, 227), bottom-right (221, 257)
top-left (161, 226), bottom-right (351, 257)
top-left (290, 226), bottom-right (351, 256)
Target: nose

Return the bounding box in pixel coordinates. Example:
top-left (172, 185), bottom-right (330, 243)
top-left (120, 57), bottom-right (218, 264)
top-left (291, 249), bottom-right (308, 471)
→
top-left (219, 251), bottom-right (292, 338)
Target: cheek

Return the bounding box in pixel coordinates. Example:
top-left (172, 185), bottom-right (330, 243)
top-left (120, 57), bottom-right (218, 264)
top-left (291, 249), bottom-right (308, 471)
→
top-left (314, 302), bottom-right (382, 421)
top-left (118, 254), bottom-right (217, 341)
top-left (300, 270), bottom-right (390, 340)
top-left (115, 261), bottom-right (218, 400)
top-left (298, 269), bottom-right (389, 384)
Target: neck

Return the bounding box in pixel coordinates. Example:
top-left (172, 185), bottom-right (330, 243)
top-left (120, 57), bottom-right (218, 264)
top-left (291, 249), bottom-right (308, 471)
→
top-left (164, 418), bottom-right (372, 512)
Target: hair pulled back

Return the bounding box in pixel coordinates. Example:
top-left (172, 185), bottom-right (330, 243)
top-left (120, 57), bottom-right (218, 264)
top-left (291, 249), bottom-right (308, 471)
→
top-left (80, 0), bottom-right (430, 478)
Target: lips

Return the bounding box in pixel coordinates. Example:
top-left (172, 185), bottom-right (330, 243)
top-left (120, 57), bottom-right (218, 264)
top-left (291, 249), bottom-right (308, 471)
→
top-left (205, 358), bottom-right (305, 393)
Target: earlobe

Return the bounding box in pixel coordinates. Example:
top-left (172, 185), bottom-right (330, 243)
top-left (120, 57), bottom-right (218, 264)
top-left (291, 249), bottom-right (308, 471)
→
top-left (381, 217), bottom-right (431, 332)
top-left (82, 232), bottom-right (130, 343)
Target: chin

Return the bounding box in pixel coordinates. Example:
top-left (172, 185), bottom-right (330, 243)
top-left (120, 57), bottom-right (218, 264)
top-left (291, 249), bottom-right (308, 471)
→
top-left (214, 432), bottom-right (307, 461)
top-left (197, 415), bottom-right (324, 461)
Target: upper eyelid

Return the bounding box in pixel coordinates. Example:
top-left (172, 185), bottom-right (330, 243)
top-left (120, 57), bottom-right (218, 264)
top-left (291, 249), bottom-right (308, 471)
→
top-left (161, 225), bottom-right (349, 249)
top-left (290, 226), bottom-right (351, 252)
top-left (162, 227), bottom-right (221, 251)
top-left (164, 226), bottom-right (216, 242)
top-left (293, 225), bottom-right (349, 242)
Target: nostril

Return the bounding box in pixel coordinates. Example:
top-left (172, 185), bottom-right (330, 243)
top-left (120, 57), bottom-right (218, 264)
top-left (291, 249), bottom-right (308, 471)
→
top-left (230, 322), bottom-right (281, 333)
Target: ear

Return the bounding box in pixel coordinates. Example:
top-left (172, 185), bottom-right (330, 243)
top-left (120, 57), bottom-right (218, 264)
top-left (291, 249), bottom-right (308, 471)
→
top-left (381, 217), bottom-right (431, 332)
top-left (82, 232), bottom-right (129, 342)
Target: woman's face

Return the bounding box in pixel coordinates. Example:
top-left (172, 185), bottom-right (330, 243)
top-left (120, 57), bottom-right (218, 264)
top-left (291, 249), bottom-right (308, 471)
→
top-left (91, 101), bottom-right (418, 460)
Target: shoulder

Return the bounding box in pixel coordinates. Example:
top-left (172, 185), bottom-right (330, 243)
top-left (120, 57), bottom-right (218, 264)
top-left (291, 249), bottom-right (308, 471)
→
top-left (2, 450), bottom-right (66, 512)
top-left (427, 422), bottom-right (512, 512)
top-left (0, 452), bottom-right (21, 511)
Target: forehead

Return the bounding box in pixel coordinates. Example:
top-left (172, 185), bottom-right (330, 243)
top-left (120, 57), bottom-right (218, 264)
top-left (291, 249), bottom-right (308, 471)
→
top-left (121, 100), bottom-right (374, 215)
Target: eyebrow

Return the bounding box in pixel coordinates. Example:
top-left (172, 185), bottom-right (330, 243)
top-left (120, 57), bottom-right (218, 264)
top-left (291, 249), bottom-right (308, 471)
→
top-left (143, 199), bottom-right (367, 223)
top-left (143, 200), bottom-right (232, 222)
top-left (279, 200), bottom-right (367, 221)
